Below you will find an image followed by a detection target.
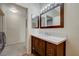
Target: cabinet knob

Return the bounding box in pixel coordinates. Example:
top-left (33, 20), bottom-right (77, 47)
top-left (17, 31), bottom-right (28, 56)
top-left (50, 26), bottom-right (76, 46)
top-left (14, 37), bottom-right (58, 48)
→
top-left (32, 47), bottom-right (35, 50)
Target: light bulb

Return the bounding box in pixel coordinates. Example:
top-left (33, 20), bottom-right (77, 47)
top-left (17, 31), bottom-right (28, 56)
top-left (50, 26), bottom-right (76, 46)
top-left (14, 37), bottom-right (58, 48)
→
top-left (10, 8), bottom-right (18, 13)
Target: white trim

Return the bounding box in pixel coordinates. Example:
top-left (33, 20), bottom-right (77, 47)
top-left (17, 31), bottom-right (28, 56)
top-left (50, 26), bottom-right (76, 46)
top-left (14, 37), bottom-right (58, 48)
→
top-left (6, 41), bottom-right (25, 46)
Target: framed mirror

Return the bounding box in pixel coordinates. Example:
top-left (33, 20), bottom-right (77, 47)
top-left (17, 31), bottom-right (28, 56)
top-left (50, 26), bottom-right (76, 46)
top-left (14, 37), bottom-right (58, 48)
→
top-left (40, 3), bottom-right (64, 28)
top-left (32, 16), bottom-right (39, 28)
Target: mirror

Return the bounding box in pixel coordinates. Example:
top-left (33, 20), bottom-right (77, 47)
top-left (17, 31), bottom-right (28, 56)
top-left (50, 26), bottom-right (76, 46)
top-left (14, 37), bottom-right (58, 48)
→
top-left (32, 16), bottom-right (39, 28)
top-left (40, 3), bottom-right (64, 28)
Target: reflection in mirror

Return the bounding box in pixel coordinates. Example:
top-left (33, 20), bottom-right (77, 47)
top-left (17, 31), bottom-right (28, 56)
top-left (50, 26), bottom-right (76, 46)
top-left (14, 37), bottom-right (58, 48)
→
top-left (40, 3), bottom-right (64, 28)
top-left (32, 15), bottom-right (39, 28)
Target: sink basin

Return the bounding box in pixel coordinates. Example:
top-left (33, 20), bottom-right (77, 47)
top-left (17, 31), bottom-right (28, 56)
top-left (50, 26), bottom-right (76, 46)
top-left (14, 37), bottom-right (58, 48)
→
top-left (39, 32), bottom-right (51, 36)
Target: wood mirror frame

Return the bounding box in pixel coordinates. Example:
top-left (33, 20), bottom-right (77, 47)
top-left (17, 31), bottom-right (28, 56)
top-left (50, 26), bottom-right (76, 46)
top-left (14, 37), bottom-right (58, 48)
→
top-left (40, 3), bottom-right (64, 28)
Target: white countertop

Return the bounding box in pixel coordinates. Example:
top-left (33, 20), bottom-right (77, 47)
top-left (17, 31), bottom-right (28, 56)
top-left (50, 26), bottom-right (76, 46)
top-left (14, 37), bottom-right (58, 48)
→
top-left (31, 31), bottom-right (67, 45)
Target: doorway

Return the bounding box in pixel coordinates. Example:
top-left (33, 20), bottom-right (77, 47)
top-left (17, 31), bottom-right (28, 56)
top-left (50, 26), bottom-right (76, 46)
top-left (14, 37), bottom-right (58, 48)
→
top-left (0, 3), bottom-right (27, 56)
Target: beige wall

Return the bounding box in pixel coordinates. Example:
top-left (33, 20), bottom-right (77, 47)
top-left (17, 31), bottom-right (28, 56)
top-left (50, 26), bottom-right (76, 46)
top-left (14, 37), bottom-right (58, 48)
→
top-left (0, 16), bottom-right (3, 32)
top-left (40, 3), bottom-right (79, 56)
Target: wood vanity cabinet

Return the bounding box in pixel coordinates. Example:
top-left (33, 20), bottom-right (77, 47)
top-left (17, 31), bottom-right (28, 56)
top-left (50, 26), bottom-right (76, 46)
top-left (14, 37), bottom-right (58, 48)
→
top-left (31, 36), bottom-right (66, 56)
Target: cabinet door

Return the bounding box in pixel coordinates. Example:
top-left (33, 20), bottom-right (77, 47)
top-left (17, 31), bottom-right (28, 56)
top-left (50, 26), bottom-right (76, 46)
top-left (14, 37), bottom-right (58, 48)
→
top-left (31, 36), bottom-right (40, 55)
top-left (56, 42), bottom-right (65, 56)
top-left (46, 42), bottom-right (56, 56)
top-left (37, 39), bottom-right (45, 56)
top-left (31, 36), bottom-right (35, 53)
top-left (31, 36), bottom-right (45, 56)
top-left (34, 37), bottom-right (39, 52)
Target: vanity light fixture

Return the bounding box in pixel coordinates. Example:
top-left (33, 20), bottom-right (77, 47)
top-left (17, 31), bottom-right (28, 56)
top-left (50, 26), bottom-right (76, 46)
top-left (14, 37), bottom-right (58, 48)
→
top-left (44, 6), bottom-right (47, 12)
top-left (40, 3), bottom-right (62, 14)
top-left (47, 4), bottom-right (51, 10)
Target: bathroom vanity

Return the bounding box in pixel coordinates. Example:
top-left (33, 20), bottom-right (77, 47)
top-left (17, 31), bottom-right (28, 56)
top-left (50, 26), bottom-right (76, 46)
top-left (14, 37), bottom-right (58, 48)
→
top-left (31, 3), bottom-right (66, 56)
top-left (31, 31), bottom-right (67, 56)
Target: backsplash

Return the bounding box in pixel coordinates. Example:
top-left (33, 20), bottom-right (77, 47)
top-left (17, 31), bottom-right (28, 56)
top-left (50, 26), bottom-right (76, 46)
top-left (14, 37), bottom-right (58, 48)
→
top-left (32, 28), bottom-right (68, 38)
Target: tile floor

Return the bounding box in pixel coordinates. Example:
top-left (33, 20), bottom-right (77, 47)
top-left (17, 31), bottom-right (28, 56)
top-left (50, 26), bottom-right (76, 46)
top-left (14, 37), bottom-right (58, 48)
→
top-left (0, 43), bottom-right (27, 56)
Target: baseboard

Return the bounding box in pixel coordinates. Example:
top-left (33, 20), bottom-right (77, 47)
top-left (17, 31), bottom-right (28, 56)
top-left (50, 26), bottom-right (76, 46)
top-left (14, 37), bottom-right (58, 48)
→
top-left (6, 41), bottom-right (25, 46)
